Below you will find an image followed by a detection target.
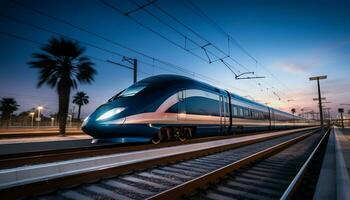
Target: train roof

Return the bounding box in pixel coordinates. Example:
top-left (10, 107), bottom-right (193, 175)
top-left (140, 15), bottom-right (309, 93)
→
top-left (138, 74), bottom-right (299, 118)
top-left (138, 74), bottom-right (220, 91)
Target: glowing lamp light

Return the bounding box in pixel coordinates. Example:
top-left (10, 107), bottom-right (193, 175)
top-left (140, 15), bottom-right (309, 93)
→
top-left (96, 108), bottom-right (125, 121)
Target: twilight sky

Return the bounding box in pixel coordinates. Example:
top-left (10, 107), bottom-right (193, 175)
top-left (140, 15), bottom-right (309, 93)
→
top-left (0, 0), bottom-right (349, 118)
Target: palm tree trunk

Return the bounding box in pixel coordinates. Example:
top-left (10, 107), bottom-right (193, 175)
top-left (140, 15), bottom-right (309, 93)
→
top-left (77, 105), bottom-right (82, 121)
top-left (5, 119), bottom-right (9, 130)
top-left (58, 80), bottom-right (71, 136)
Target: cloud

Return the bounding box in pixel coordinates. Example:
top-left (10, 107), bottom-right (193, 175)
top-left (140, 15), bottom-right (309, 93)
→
top-left (274, 37), bottom-right (350, 74)
top-left (277, 62), bottom-right (312, 73)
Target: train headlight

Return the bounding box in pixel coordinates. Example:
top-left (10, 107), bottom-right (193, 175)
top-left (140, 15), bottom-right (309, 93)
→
top-left (82, 116), bottom-right (90, 126)
top-left (96, 107), bottom-right (125, 121)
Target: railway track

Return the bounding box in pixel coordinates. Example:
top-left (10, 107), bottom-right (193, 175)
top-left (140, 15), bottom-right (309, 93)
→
top-left (1, 128), bottom-right (321, 199)
top-left (0, 129), bottom-right (292, 169)
top-left (153, 128), bottom-right (329, 200)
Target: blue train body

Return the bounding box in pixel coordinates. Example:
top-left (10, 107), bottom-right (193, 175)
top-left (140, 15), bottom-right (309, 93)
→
top-left (82, 75), bottom-right (314, 143)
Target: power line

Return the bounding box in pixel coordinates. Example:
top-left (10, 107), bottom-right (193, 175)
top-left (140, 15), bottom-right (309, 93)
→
top-left (138, 0), bottom-right (280, 97)
top-left (9, 1), bottom-right (216, 79)
top-left (8, 0), bottom-right (286, 102)
top-left (9, 0), bottom-right (286, 99)
top-left (184, 0), bottom-right (291, 92)
top-left (10, 0), bottom-right (261, 94)
top-left (0, 19), bottom-right (245, 94)
top-left (99, 1), bottom-right (276, 104)
top-left (100, 0), bottom-right (253, 77)
top-left (185, 0), bottom-right (257, 63)
top-left (110, 0), bottom-right (266, 78)
top-left (9, 0), bottom-right (250, 93)
top-left (99, 0), bottom-right (210, 63)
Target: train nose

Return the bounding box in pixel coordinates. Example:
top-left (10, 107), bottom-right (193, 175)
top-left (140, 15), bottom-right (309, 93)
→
top-left (81, 115), bottom-right (126, 138)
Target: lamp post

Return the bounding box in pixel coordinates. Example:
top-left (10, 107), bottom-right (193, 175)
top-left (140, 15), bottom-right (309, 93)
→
top-left (29, 112), bottom-right (35, 127)
top-left (71, 106), bottom-right (76, 122)
top-left (51, 117), bottom-right (55, 127)
top-left (68, 114), bottom-right (72, 127)
top-left (37, 106), bottom-right (43, 128)
top-left (309, 75), bottom-right (327, 134)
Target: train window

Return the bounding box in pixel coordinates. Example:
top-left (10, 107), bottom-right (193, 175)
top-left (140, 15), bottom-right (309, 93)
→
top-left (233, 106), bottom-right (238, 116)
top-left (108, 89), bottom-right (125, 102)
top-left (239, 107), bottom-right (243, 117)
top-left (119, 85), bottom-right (147, 97)
top-left (244, 109), bottom-right (249, 117)
top-left (184, 89), bottom-right (220, 116)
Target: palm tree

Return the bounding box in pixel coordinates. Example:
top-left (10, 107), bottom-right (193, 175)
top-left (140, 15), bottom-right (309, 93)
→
top-left (29, 37), bottom-right (96, 136)
top-left (0, 98), bottom-right (19, 128)
top-left (73, 91), bottom-right (89, 121)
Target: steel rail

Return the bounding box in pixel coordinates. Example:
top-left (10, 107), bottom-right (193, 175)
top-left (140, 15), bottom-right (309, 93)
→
top-left (0, 128), bottom-right (316, 199)
top-left (280, 127), bottom-right (330, 200)
top-left (147, 129), bottom-right (319, 200)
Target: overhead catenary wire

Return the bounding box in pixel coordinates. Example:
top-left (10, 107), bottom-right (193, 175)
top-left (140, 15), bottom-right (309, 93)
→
top-left (7, 0), bottom-right (282, 99)
top-left (110, 0), bottom-right (265, 77)
top-left (0, 31), bottom-right (182, 83)
top-left (185, 0), bottom-right (290, 100)
top-left (141, 0), bottom-right (284, 99)
top-left (184, 0), bottom-right (291, 92)
top-left (9, 0), bottom-right (229, 84)
top-left (99, 0), bottom-right (252, 76)
top-left (99, 0), bottom-right (275, 98)
top-left (0, 14), bottom-right (245, 94)
top-left (11, 0), bottom-right (265, 95)
top-left (98, 0), bottom-right (210, 63)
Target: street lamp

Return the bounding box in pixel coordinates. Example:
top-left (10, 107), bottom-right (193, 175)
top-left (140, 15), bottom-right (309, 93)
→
top-left (51, 117), bottom-right (55, 127)
top-left (309, 75), bottom-right (327, 134)
top-left (37, 106), bottom-right (43, 128)
top-left (29, 112), bottom-right (35, 127)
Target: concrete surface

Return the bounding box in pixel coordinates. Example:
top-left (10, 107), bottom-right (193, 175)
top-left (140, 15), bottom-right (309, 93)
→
top-left (0, 135), bottom-right (92, 155)
top-left (313, 127), bottom-right (350, 200)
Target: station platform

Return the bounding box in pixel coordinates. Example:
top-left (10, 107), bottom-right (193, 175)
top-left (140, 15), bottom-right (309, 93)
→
top-left (314, 127), bottom-right (350, 200)
top-left (0, 127), bottom-right (84, 139)
top-left (0, 135), bottom-right (93, 155)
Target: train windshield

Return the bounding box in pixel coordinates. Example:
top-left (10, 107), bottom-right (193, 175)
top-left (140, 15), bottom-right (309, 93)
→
top-left (119, 85), bottom-right (146, 97)
top-left (108, 84), bottom-right (148, 102)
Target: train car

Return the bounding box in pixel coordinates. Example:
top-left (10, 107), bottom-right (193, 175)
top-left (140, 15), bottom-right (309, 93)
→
top-left (82, 74), bottom-right (313, 144)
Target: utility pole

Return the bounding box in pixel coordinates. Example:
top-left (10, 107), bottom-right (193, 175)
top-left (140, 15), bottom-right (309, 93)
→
top-left (309, 75), bottom-right (327, 134)
top-left (107, 57), bottom-right (138, 83)
top-left (133, 58), bottom-right (138, 83)
top-left (339, 108), bottom-right (344, 129)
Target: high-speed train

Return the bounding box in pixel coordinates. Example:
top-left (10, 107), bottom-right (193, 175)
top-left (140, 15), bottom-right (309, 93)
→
top-left (82, 74), bottom-right (314, 144)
